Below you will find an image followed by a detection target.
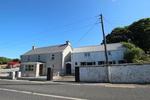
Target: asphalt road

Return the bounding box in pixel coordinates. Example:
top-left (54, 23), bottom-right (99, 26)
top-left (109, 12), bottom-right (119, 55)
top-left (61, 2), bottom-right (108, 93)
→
top-left (0, 79), bottom-right (150, 100)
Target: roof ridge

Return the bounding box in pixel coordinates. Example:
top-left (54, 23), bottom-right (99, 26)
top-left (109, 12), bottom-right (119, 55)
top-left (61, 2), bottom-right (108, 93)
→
top-left (34, 43), bottom-right (67, 50)
top-left (23, 43), bottom-right (68, 55)
top-left (74, 43), bottom-right (121, 49)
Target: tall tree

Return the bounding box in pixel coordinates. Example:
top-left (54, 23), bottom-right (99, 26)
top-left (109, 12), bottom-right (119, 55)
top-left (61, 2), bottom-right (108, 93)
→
top-left (105, 18), bottom-right (150, 53)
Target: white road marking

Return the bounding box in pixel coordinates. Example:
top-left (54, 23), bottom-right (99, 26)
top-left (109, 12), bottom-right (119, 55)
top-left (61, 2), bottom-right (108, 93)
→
top-left (0, 88), bottom-right (87, 100)
top-left (104, 84), bottom-right (136, 88)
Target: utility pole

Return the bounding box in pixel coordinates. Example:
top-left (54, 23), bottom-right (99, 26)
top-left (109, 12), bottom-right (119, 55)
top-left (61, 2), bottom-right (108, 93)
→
top-left (100, 14), bottom-right (108, 66)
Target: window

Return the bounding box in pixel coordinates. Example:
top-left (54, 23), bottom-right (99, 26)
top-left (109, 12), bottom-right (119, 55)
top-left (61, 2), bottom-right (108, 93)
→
top-left (75, 62), bottom-right (78, 65)
top-left (27, 56), bottom-right (30, 61)
top-left (113, 61), bottom-right (116, 64)
top-left (108, 51), bottom-right (111, 55)
top-left (80, 62), bottom-right (86, 66)
top-left (98, 61), bottom-right (105, 65)
top-left (80, 62), bottom-right (96, 66)
top-left (51, 54), bottom-right (55, 60)
top-left (87, 62), bottom-right (92, 65)
top-left (25, 65), bottom-right (28, 71)
top-left (84, 53), bottom-right (90, 57)
top-left (109, 61), bottom-right (113, 64)
top-left (118, 60), bottom-right (125, 64)
top-left (25, 65), bottom-right (34, 71)
top-left (87, 62), bottom-right (96, 65)
top-left (38, 55), bottom-right (40, 61)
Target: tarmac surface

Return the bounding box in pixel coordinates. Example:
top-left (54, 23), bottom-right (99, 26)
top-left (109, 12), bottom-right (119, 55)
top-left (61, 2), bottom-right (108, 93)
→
top-left (0, 79), bottom-right (150, 100)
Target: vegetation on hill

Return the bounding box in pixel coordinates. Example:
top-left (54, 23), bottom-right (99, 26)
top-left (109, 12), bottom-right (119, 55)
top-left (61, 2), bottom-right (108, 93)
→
top-left (0, 57), bottom-right (20, 64)
top-left (0, 57), bottom-right (12, 64)
top-left (105, 18), bottom-right (150, 53)
top-left (122, 42), bottom-right (150, 63)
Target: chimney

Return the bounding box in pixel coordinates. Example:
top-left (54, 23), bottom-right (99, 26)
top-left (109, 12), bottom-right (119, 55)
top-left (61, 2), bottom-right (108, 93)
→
top-left (66, 41), bottom-right (71, 45)
top-left (32, 46), bottom-right (35, 50)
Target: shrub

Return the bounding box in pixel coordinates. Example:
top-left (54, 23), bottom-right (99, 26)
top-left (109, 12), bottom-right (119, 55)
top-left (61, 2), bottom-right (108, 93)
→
top-left (122, 42), bottom-right (147, 63)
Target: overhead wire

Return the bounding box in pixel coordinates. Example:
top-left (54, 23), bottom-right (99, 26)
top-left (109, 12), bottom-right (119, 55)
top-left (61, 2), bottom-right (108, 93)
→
top-left (0, 15), bottom-right (99, 49)
top-left (75, 19), bottom-right (99, 46)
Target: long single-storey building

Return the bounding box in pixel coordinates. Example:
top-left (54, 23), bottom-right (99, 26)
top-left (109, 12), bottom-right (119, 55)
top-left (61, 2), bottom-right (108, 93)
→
top-left (71, 43), bottom-right (126, 74)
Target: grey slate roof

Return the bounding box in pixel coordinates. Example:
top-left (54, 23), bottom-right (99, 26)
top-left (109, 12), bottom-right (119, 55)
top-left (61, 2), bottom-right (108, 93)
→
top-left (23, 44), bottom-right (68, 55)
top-left (73, 43), bottom-right (124, 53)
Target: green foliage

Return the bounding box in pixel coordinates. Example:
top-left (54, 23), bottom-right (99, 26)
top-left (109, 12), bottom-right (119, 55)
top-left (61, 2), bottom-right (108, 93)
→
top-left (106, 27), bottom-right (132, 43)
top-left (0, 57), bottom-right (12, 64)
top-left (122, 42), bottom-right (150, 63)
top-left (122, 42), bottom-right (136, 49)
top-left (106, 18), bottom-right (150, 53)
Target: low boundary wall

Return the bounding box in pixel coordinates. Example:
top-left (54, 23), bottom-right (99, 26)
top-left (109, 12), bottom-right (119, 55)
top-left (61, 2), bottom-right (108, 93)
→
top-left (80, 66), bottom-right (108, 82)
top-left (77, 64), bottom-right (150, 83)
top-left (109, 64), bottom-right (150, 83)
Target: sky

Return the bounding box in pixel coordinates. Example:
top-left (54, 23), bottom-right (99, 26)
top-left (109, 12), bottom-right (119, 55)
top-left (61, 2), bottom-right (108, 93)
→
top-left (0, 0), bottom-right (150, 58)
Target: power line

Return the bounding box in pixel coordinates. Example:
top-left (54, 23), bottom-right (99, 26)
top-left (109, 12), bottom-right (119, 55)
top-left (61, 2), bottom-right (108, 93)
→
top-left (57, 23), bottom-right (97, 34)
top-left (103, 17), bottom-right (115, 28)
top-left (48, 15), bottom-right (98, 31)
top-left (0, 15), bottom-right (99, 49)
top-left (76, 20), bottom-right (99, 45)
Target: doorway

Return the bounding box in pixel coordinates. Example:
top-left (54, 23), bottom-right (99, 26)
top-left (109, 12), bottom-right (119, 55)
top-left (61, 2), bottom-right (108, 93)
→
top-left (39, 64), bottom-right (43, 76)
top-left (66, 63), bottom-right (71, 75)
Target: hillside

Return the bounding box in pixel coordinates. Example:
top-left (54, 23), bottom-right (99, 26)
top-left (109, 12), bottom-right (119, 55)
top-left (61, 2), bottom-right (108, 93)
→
top-left (105, 18), bottom-right (150, 53)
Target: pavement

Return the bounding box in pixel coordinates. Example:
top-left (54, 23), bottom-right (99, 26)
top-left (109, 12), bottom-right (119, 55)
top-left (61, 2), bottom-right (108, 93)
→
top-left (0, 79), bottom-right (150, 100)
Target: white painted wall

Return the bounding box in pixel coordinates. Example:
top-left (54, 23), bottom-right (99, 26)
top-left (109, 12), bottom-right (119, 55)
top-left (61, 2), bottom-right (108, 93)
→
top-left (21, 45), bottom-right (72, 76)
top-left (109, 64), bottom-right (150, 83)
top-left (80, 66), bottom-right (108, 82)
top-left (79, 64), bottom-right (150, 83)
top-left (72, 49), bottom-right (125, 74)
top-left (62, 45), bottom-right (72, 74)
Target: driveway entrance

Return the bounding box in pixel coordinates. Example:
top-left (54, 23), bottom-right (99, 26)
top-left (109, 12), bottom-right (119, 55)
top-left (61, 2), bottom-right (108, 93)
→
top-left (66, 63), bottom-right (71, 75)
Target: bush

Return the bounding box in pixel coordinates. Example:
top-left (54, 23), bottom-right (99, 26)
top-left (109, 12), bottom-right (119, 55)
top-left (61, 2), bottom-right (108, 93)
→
top-left (122, 42), bottom-right (136, 49)
top-left (122, 42), bottom-right (147, 63)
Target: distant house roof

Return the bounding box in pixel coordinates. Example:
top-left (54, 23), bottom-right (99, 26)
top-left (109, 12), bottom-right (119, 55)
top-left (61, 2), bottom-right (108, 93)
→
top-left (23, 44), bottom-right (69, 55)
top-left (8, 61), bottom-right (20, 65)
top-left (73, 43), bottom-right (124, 53)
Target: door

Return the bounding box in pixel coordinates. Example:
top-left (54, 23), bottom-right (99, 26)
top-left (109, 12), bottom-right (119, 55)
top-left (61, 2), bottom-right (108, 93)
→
top-left (66, 63), bottom-right (71, 75)
top-left (39, 64), bottom-right (43, 76)
top-left (47, 67), bottom-right (53, 80)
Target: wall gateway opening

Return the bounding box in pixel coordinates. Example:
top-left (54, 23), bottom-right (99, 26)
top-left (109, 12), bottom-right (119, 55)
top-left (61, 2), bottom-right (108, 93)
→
top-left (66, 63), bottom-right (71, 75)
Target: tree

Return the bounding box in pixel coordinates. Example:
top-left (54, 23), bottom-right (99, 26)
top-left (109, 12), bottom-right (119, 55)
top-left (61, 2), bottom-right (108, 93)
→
top-left (106, 27), bottom-right (132, 43)
top-left (105, 18), bottom-right (150, 53)
top-left (128, 18), bottom-right (150, 52)
top-left (0, 57), bottom-right (12, 64)
top-left (122, 42), bottom-right (150, 63)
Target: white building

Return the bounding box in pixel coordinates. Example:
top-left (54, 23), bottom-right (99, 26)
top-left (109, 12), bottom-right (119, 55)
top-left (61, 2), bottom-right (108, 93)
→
top-left (71, 43), bottom-right (126, 74)
top-left (20, 42), bottom-right (126, 77)
top-left (21, 41), bottom-right (72, 77)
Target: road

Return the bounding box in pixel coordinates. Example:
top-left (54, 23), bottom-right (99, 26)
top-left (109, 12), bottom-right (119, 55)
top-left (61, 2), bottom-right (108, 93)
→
top-left (0, 79), bottom-right (150, 100)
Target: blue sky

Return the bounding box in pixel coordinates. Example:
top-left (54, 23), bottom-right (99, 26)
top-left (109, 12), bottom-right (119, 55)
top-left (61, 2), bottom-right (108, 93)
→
top-left (0, 0), bottom-right (150, 58)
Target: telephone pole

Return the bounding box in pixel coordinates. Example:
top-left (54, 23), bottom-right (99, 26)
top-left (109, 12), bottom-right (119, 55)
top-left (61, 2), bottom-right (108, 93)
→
top-left (100, 14), bottom-right (108, 66)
